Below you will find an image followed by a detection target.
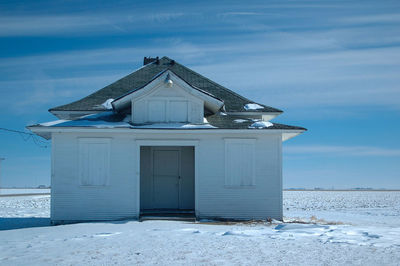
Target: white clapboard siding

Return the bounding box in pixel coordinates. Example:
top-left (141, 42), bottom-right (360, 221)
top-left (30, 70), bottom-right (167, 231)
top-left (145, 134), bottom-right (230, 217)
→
top-left (51, 132), bottom-right (282, 222)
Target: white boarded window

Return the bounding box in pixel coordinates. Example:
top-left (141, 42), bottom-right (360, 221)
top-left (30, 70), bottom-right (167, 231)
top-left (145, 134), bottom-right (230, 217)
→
top-left (170, 100), bottom-right (188, 122)
top-left (148, 100), bottom-right (166, 122)
top-left (225, 139), bottom-right (255, 187)
top-left (79, 138), bottom-right (111, 186)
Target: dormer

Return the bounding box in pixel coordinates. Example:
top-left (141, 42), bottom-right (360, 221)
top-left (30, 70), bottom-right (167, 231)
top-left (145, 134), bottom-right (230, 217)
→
top-left (112, 70), bottom-right (224, 124)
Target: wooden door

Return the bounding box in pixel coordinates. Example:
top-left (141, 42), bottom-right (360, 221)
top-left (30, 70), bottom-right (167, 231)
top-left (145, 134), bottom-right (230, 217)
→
top-left (152, 148), bottom-right (180, 209)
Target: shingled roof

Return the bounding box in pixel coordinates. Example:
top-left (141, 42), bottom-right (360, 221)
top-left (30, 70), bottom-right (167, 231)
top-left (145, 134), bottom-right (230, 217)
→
top-left (49, 56), bottom-right (282, 114)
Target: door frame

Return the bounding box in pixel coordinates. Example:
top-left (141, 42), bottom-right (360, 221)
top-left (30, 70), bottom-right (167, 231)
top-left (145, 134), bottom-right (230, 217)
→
top-left (135, 140), bottom-right (199, 216)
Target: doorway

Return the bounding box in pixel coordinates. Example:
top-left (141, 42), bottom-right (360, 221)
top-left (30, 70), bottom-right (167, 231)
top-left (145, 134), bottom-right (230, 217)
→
top-left (140, 146), bottom-right (194, 213)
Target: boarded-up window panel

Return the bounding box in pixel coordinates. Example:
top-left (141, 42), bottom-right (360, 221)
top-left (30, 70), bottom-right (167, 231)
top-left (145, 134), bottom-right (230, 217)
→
top-left (225, 139), bottom-right (255, 187)
top-left (170, 101), bottom-right (188, 122)
top-left (133, 100), bottom-right (146, 123)
top-left (190, 102), bottom-right (203, 123)
top-left (79, 139), bottom-right (110, 186)
top-left (148, 100), bottom-right (166, 122)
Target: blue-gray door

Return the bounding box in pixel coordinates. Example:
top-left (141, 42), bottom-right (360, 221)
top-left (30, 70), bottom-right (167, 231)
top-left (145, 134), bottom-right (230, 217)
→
top-left (140, 146), bottom-right (195, 210)
top-left (153, 149), bottom-right (180, 209)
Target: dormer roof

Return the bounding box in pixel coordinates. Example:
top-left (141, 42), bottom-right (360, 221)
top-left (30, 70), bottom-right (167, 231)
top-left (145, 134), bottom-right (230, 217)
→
top-left (112, 69), bottom-right (224, 114)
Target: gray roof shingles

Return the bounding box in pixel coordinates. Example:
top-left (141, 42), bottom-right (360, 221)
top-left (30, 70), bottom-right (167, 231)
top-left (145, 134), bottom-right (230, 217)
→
top-left (206, 114), bottom-right (306, 130)
top-left (49, 56), bottom-right (282, 113)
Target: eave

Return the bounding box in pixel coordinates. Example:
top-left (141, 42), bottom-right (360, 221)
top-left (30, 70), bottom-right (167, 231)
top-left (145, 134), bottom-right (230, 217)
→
top-left (27, 125), bottom-right (305, 142)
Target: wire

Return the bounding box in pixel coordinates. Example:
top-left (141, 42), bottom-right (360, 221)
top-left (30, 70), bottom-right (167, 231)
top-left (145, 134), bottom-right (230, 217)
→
top-left (0, 127), bottom-right (49, 148)
top-left (0, 127), bottom-right (35, 136)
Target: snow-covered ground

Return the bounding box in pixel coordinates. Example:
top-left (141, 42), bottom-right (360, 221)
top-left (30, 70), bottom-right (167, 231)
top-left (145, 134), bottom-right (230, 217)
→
top-left (0, 192), bottom-right (399, 265)
top-left (0, 189), bottom-right (50, 195)
top-left (284, 191), bottom-right (400, 227)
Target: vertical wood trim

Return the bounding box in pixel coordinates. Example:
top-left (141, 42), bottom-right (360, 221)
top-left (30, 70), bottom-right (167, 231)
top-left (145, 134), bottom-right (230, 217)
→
top-left (166, 100), bottom-right (170, 122)
top-left (50, 133), bottom-right (55, 221)
top-left (194, 143), bottom-right (199, 218)
top-left (278, 134), bottom-right (283, 220)
top-left (135, 139), bottom-right (140, 216)
top-left (188, 101), bottom-right (192, 123)
top-left (178, 147), bottom-right (182, 209)
top-left (150, 147), bottom-right (154, 209)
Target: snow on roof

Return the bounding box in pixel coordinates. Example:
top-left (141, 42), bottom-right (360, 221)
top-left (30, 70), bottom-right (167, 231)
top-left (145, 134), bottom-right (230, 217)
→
top-left (132, 123), bottom-right (216, 129)
top-left (248, 121), bottom-right (273, 129)
top-left (101, 99), bottom-right (114, 110)
top-left (39, 111), bottom-right (130, 128)
top-left (244, 103), bottom-right (264, 111)
top-left (38, 112), bottom-right (216, 129)
top-left (233, 119), bottom-right (248, 123)
top-left (39, 119), bottom-right (69, 127)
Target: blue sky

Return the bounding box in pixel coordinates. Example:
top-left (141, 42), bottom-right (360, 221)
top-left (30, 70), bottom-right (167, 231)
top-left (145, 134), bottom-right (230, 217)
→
top-left (0, 0), bottom-right (399, 188)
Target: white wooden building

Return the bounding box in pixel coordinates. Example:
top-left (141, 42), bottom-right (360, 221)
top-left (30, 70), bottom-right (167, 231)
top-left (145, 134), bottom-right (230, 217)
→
top-left (29, 57), bottom-right (305, 223)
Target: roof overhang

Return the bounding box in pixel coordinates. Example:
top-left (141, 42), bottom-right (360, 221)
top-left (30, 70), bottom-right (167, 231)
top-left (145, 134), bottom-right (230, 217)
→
top-left (27, 125), bottom-right (305, 141)
top-left (226, 112), bottom-right (282, 121)
top-left (112, 70), bottom-right (225, 114)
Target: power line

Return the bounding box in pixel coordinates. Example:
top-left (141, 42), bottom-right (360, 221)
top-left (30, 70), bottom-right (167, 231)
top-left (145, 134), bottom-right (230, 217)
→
top-left (0, 127), bottom-right (36, 136)
top-left (0, 127), bottom-right (49, 148)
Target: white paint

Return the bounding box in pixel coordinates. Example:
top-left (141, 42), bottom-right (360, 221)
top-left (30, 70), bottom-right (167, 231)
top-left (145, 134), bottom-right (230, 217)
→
top-left (78, 138), bottom-right (111, 186)
top-left (50, 131), bottom-right (282, 222)
top-left (224, 139), bottom-right (255, 187)
top-left (132, 81), bottom-right (204, 124)
top-left (29, 126), bottom-right (304, 142)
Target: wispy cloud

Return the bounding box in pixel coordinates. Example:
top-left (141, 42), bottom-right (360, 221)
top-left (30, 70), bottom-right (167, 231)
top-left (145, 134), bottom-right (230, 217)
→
top-left (0, 12), bottom-right (188, 36)
top-left (285, 145), bottom-right (400, 157)
top-left (1, 0), bottom-right (400, 115)
top-left (1, 35), bottom-right (400, 114)
top-left (338, 13), bottom-right (400, 25)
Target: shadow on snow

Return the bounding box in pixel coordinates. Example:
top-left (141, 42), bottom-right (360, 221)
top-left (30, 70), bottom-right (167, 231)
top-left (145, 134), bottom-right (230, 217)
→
top-left (0, 218), bottom-right (51, 231)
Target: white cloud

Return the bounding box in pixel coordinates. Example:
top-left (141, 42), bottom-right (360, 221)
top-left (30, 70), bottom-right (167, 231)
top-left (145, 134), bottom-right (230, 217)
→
top-left (0, 12), bottom-right (188, 36)
top-left (1, 9), bottom-right (400, 114)
top-left (337, 13), bottom-right (400, 25)
top-left (1, 38), bottom-right (400, 113)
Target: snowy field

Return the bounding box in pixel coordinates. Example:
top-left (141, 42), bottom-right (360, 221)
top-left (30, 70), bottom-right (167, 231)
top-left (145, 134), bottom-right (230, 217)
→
top-left (0, 189), bottom-right (50, 195)
top-left (0, 192), bottom-right (399, 265)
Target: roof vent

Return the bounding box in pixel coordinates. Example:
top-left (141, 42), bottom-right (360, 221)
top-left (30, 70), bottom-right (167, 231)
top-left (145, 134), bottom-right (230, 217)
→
top-left (143, 56), bottom-right (159, 65)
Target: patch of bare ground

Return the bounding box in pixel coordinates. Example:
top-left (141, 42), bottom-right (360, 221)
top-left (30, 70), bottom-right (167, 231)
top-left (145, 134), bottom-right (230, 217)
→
top-left (284, 215), bottom-right (344, 225)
